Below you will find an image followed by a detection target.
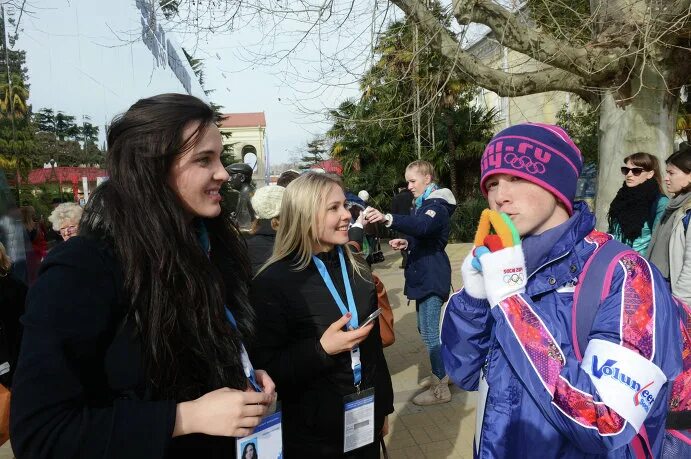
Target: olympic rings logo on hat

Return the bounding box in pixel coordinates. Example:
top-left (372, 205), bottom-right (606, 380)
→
top-left (503, 272), bottom-right (524, 286)
top-left (505, 153), bottom-right (546, 175)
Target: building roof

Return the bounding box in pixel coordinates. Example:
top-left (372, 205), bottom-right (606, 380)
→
top-left (218, 112), bottom-right (266, 128)
top-left (312, 159), bottom-right (343, 175)
top-left (21, 167), bottom-right (108, 185)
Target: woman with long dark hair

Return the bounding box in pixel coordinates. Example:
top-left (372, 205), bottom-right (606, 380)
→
top-left (10, 94), bottom-right (275, 458)
top-left (648, 144), bottom-right (691, 303)
top-left (608, 152), bottom-right (668, 254)
top-left (242, 441), bottom-right (258, 459)
top-left (250, 172), bottom-right (393, 458)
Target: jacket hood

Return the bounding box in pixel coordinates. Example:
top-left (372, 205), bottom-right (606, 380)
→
top-left (424, 188), bottom-right (457, 215)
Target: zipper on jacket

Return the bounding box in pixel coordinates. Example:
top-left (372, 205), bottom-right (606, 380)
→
top-left (476, 332), bottom-right (497, 456)
top-left (528, 250), bottom-right (571, 280)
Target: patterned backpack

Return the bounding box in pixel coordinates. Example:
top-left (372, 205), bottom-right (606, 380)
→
top-left (573, 236), bottom-right (690, 458)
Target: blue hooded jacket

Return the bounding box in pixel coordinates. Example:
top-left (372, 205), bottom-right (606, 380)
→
top-left (441, 202), bottom-right (682, 458)
top-left (390, 188), bottom-right (456, 301)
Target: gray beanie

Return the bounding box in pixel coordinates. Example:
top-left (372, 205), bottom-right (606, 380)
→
top-left (251, 185), bottom-right (285, 220)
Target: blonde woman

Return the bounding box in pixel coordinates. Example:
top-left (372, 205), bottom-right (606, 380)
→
top-left (250, 173), bottom-right (393, 458)
top-left (48, 202), bottom-right (83, 241)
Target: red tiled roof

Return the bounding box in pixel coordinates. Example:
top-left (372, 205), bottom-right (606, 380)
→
top-left (312, 159), bottom-right (342, 175)
top-left (22, 167), bottom-right (108, 185)
top-left (218, 112), bottom-right (266, 128)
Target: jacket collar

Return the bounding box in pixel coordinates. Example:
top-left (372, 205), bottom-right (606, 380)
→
top-left (524, 201), bottom-right (597, 296)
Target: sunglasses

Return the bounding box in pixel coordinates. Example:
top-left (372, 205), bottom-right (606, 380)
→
top-left (621, 166), bottom-right (648, 176)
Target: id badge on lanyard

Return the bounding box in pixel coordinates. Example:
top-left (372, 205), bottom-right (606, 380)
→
top-left (343, 388), bottom-right (375, 453)
top-left (235, 406), bottom-right (283, 459)
top-left (312, 247), bottom-right (376, 452)
top-left (226, 308), bottom-right (284, 457)
top-left (200, 225), bottom-right (283, 455)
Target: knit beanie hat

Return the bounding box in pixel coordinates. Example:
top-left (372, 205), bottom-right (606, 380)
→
top-left (251, 185), bottom-right (285, 220)
top-left (480, 123), bottom-right (583, 214)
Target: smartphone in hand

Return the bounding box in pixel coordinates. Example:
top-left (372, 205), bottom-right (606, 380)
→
top-left (357, 308), bottom-right (383, 329)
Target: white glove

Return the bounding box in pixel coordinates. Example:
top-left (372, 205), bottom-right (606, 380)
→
top-left (478, 245), bottom-right (527, 306)
top-left (461, 249), bottom-right (487, 300)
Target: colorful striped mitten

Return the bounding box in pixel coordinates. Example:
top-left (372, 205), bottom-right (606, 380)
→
top-left (469, 209), bottom-right (526, 306)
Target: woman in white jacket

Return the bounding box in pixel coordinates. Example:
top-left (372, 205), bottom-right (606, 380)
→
top-left (648, 143), bottom-right (691, 302)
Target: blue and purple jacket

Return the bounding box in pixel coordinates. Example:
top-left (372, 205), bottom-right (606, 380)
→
top-left (441, 202), bottom-right (682, 458)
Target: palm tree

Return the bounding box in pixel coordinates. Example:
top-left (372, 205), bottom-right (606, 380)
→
top-left (327, 9), bottom-right (496, 203)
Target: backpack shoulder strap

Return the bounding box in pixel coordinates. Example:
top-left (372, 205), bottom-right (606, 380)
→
top-left (572, 239), bottom-right (633, 361)
top-left (683, 209), bottom-right (691, 234)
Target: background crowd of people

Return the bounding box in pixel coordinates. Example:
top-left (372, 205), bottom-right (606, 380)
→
top-left (0, 93), bottom-right (690, 458)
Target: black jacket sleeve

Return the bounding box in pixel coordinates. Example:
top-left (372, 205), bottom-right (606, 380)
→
top-left (10, 238), bottom-right (176, 458)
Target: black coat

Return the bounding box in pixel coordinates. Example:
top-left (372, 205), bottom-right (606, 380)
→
top-left (245, 220), bottom-right (276, 274)
top-left (249, 249), bottom-right (394, 457)
top-left (390, 189), bottom-right (413, 216)
top-left (10, 235), bottom-right (247, 458)
top-left (0, 269), bottom-right (27, 388)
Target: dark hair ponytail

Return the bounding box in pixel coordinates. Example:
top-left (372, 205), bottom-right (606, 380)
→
top-left (82, 93), bottom-right (252, 399)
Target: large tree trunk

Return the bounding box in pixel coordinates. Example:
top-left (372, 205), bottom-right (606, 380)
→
top-left (594, 68), bottom-right (679, 231)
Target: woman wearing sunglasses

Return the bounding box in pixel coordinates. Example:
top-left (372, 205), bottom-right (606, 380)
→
top-left (607, 152), bottom-right (668, 254)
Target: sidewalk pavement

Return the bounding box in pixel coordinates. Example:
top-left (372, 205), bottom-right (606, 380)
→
top-left (0, 243), bottom-right (475, 459)
top-left (376, 242), bottom-right (475, 459)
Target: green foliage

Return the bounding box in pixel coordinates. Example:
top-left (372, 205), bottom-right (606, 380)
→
top-left (301, 138), bottom-right (327, 169)
top-left (449, 195), bottom-right (487, 242)
top-left (342, 160), bottom-right (402, 212)
top-left (328, 12), bottom-right (496, 206)
top-left (0, 9), bottom-right (34, 170)
top-left (29, 108), bottom-right (105, 167)
top-left (18, 185), bottom-right (60, 222)
top-left (556, 103), bottom-right (599, 164)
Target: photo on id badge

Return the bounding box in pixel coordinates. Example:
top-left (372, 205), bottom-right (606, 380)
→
top-left (236, 409), bottom-right (283, 459)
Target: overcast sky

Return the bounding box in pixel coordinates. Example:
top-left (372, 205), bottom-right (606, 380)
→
top-left (15, 0), bottom-right (486, 165)
top-left (14, 0), bottom-right (379, 165)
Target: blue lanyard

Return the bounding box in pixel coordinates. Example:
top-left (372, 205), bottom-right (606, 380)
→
top-left (311, 246), bottom-right (362, 386)
top-left (196, 219), bottom-right (261, 392)
top-left (225, 307), bottom-right (261, 392)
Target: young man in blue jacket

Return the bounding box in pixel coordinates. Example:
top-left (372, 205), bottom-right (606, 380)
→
top-left (441, 123), bottom-right (682, 458)
top-left (365, 160), bottom-right (457, 405)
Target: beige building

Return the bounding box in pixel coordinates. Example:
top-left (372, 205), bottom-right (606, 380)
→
top-left (218, 112), bottom-right (268, 187)
top-left (467, 33), bottom-right (573, 130)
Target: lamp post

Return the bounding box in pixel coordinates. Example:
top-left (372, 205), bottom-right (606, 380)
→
top-left (49, 158), bottom-right (62, 202)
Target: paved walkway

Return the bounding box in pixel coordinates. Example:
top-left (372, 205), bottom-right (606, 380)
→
top-left (376, 242), bottom-right (476, 459)
top-left (0, 243), bottom-right (475, 459)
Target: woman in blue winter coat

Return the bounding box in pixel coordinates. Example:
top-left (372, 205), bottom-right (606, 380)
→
top-left (608, 152), bottom-right (668, 255)
top-left (441, 124), bottom-right (681, 458)
top-left (364, 160), bottom-right (456, 406)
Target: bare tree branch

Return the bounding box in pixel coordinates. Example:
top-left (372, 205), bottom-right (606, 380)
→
top-left (451, 0), bottom-right (627, 80)
top-left (390, 0), bottom-right (596, 100)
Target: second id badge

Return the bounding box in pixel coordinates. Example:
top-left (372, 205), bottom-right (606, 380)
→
top-left (343, 388), bottom-right (375, 453)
